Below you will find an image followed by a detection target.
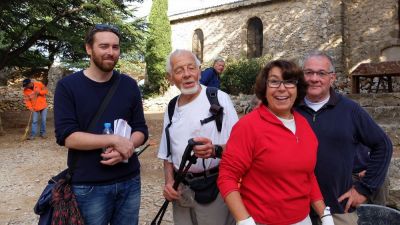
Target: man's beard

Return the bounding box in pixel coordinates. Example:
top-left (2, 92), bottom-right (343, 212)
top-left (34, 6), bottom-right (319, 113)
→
top-left (180, 83), bottom-right (200, 95)
top-left (92, 52), bottom-right (118, 72)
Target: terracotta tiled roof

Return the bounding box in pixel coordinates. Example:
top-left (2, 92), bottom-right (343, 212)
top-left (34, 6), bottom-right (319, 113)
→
top-left (351, 61), bottom-right (400, 76)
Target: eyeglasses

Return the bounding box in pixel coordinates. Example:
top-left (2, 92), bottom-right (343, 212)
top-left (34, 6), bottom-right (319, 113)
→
top-left (303, 70), bottom-right (333, 77)
top-left (267, 79), bottom-right (298, 88)
top-left (91, 24), bottom-right (120, 37)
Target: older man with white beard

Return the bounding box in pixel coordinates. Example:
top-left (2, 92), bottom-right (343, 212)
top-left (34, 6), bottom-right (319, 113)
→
top-left (157, 49), bottom-right (238, 225)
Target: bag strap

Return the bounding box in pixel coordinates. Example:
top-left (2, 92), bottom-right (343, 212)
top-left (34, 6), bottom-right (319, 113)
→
top-left (165, 95), bottom-right (179, 157)
top-left (206, 86), bottom-right (219, 106)
top-left (200, 87), bottom-right (223, 132)
top-left (68, 71), bottom-right (121, 179)
top-left (87, 71), bottom-right (121, 132)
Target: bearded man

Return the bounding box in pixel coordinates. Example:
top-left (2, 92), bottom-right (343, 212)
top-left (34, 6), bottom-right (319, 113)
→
top-left (157, 49), bottom-right (238, 225)
top-left (53, 24), bottom-right (148, 225)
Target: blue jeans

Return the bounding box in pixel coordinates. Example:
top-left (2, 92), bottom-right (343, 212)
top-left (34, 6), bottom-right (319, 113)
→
top-left (31, 108), bottom-right (47, 137)
top-left (73, 175), bottom-right (141, 225)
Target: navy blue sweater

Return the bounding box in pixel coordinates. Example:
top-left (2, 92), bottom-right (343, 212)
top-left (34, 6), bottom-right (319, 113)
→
top-left (296, 89), bottom-right (392, 213)
top-left (54, 70), bottom-right (148, 185)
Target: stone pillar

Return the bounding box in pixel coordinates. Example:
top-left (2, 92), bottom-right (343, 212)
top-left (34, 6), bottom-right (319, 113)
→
top-left (47, 64), bottom-right (67, 94)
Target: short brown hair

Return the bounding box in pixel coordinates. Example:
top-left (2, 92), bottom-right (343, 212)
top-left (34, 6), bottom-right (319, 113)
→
top-left (85, 24), bottom-right (121, 46)
top-left (254, 59), bottom-right (308, 107)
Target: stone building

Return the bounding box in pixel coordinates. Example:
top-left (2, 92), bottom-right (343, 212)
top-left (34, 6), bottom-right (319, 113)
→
top-left (168, 0), bottom-right (400, 93)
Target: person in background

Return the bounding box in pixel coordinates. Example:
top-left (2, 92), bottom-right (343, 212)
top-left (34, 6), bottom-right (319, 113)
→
top-left (54, 24), bottom-right (148, 225)
top-left (218, 60), bottom-right (333, 225)
top-left (22, 78), bottom-right (48, 140)
top-left (296, 51), bottom-right (392, 225)
top-left (200, 57), bottom-right (225, 88)
top-left (158, 49), bottom-right (238, 225)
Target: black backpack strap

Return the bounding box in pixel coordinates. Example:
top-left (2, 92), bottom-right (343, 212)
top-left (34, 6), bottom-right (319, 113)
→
top-left (206, 87), bottom-right (219, 106)
top-left (165, 95), bottom-right (179, 157)
top-left (200, 87), bottom-right (223, 132)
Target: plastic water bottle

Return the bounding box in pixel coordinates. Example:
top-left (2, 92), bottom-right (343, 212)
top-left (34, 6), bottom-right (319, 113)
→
top-left (102, 123), bottom-right (113, 154)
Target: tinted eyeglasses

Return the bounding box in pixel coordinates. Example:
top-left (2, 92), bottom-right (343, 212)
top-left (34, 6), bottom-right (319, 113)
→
top-left (267, 79), bottom-right (298, 88)
top-left (85, 24), bottom-right (121, 44)
top-left (91, 24), bottom-right (120, 36)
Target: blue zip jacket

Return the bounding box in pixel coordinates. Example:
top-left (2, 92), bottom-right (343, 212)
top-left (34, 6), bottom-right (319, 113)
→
top-left (200, 67), bottom-right (220, 88)
top-left (296, 88), bottom-right (392, 214)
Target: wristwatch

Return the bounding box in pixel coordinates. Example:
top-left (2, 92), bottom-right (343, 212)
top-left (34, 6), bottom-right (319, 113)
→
top-left (214, 145), bottom-right (223, 158)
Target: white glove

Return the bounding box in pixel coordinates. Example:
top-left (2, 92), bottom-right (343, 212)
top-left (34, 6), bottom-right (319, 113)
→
top-left (321, 206), bottom-right (335, 225)
top-left (237, 216), bottom-right (256, 225)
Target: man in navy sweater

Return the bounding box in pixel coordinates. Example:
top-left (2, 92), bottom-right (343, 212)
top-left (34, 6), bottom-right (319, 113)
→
top-left (54, 24), bottom-right (148, 225)
top-left (200, 57), bottom-right (225, 88)
top-left (296, 51), bottom-right (392, 225)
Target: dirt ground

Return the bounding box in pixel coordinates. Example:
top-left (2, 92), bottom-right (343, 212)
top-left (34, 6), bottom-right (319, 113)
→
top-left (0, 112), bottom-right (173, 225)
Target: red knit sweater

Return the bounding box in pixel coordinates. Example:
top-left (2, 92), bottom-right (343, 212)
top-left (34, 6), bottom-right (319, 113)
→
top-left (218, 106), bottom-right (323, 225)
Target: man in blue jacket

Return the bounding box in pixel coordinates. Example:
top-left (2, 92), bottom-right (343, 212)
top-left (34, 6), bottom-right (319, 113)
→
top-left (296, 51), bottom-right (392, 225)
top-left (200, 57), bottom-right (225, 88)
top-left (54, 24), bottom-right (148, 225)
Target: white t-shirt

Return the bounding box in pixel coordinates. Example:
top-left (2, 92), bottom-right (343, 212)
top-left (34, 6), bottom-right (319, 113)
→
top-left (304, 96), bottom-right (330, 112)
top-left (158, 85), bottom-right (239, 173)
top-left (277, 117), bottom-right (296, 134)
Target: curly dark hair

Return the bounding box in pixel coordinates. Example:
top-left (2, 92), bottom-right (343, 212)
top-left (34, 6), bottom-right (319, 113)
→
top-left (254, 59), bottom-right (308, 107)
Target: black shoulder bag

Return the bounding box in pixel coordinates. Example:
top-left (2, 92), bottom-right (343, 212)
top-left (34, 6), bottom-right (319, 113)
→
top-left (34, 74), bottom-right (121, 225)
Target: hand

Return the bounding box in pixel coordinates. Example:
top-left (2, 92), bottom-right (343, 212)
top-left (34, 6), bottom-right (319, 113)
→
top-left (192, 137), bottom-right (214, 159)
top-left (237, 217), bottom-right (256, 225)
top-left (100, 149), bottom-right (124, 165)
top-left (338, 186), bottom-right (367, 212)
top-left (358, 170), bottom-right (366, 178)
top-left (111, 135), bottom-right (134, 160)
top-left (163, 182), bottom-right (180, 201)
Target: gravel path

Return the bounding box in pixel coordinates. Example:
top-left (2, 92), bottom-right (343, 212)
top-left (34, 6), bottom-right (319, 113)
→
top-left (0, 112), bottom-right (173, 225)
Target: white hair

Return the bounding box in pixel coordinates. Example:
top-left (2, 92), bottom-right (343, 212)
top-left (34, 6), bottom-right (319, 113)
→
top-left (213, 57), bottom-right (225, 66)
top-left (301, 50), bottom-right (335, 73)
top-left (165, 49), bottom-right (201, 74)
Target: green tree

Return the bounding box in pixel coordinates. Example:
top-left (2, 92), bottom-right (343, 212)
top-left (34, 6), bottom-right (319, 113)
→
top-left (0, 0), bottom-right (146, 74)
top-left (144, 0), bottom-right (171, 95)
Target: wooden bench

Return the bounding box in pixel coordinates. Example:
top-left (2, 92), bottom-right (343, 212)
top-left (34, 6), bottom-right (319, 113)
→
top-left (351, 61), bottom-right (400, 93)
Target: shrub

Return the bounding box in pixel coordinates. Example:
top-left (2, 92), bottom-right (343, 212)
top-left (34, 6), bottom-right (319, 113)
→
top-left (221, 55), bottom-right (271, 95)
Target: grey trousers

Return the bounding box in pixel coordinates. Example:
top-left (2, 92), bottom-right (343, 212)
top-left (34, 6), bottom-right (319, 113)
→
top-left (316, 212), bottom-right (358, 225)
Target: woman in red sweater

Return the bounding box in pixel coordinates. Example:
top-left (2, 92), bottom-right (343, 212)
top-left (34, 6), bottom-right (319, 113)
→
top-left (218, 60), bottom-right (333, 225)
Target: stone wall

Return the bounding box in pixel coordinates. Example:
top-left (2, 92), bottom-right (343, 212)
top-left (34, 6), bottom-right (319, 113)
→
top-left (343, 0), bottom-right (400, 92)
top-left (0, 86), bottom-right (54, 112)
top-left (343, 0), bottom-right (398, 71)
top-left (170, 0), bottom-right (346, 89)
top-left (170, 0), bottom-right (400, 92)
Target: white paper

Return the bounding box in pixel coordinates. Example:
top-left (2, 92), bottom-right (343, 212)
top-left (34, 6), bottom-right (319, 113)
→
top-left (113, 119), bottom-right (132, 163)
